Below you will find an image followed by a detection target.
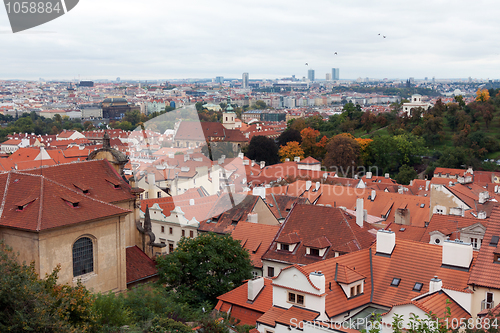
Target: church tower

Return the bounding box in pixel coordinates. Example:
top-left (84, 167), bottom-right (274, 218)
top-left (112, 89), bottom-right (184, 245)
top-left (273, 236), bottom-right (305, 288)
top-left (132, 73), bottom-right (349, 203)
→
top-left (222, 96), bottom-right (236, 130)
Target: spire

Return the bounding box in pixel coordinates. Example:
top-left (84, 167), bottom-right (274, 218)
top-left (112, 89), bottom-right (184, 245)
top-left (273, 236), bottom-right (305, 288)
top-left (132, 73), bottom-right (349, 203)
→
top-left (226, 96), bottom-right (234, 112)
top-left (103, 131), bottom-right (110, 149)
top-left (144, 205), bottom-right (152, 233)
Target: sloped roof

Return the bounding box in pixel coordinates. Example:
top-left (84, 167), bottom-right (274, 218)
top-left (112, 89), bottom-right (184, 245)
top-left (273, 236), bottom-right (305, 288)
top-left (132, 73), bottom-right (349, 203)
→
top-left (125, 246), bottom-right (158, 284)
top-left (422, 214), bottom-right (487, 243)
top-left (301, 238), bottom-right (476, 318)
top-left (264, 194), bottom-right (309, 220)
top-left (0, 172), bottom-right (130, 232)
top-left (198, 194), bottom-right (261, 234)
top-left (15, 160), bottom-right (136, 204)
top-left (262, 204), bottom-right (376, 266)
top-left (468, 207), bottom-right (500, 289)
top-left (216, 278), bottom-right (273, 326)
top-left (231, 222), bottom-right (280, 268)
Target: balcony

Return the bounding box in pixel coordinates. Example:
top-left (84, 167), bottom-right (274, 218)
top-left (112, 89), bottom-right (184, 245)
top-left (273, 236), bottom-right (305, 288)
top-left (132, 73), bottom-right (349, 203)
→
top-left (481, 299), bottom-right (494, 311)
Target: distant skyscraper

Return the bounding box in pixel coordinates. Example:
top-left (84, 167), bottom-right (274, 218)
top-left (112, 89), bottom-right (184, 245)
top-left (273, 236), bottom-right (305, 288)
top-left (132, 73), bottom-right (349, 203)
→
top-left (332, 68), bottom-right (339, 80)
top-left (326, 73), bottom-right (331, 81)
top-left (308, 69), bottom-right (315, 82)
top-left (242, 72), bottom-right (249, 89)
top-left (215, 76), bottom-right (224, 84)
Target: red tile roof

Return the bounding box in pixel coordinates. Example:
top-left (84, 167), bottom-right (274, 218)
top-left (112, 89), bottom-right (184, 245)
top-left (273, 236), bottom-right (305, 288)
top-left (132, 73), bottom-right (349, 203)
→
top-left (0, 171), bottom-right (130, 232)
top-left (125, 246), bottom-right (158, 284)
top-left (468, 207), bottom-right (500, 289)
top-left (301, 238), bottom-right (476, 318)
top-left (262, 204), bottom-right (376, 266)
top-left (216, 278), bottom-right (273, 325)
top-left (231, 222), bottom-right (280, 268)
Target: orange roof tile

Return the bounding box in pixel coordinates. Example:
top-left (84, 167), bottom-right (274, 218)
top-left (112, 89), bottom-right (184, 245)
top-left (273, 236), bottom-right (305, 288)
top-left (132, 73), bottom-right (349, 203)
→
top-left (231, 222), bottom-right (280, 268)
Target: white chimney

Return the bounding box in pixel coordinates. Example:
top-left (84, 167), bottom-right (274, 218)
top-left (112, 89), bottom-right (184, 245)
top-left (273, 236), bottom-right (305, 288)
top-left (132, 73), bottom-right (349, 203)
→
top-left (429, 276), bottom-right (442, 294)
top-left (247, 212), bottom-right (258, 223)
top-left (442, 240), bottom-right (473, 269)
top-left (252, 187), bottom-right (266, 199)
top-left (479, 191), bottom-right (489, 204)
top-left (356, 198), bottom-right (364, 228)
top-left (371, 190), bottom-right (376, 201)
top-left (478, 211), bottom-right (487, 219)
top-left (260, 161), bottom-right (265, 169)
top-left (425, 180), bottom-right (430, 191)
top-left (294, 156), bottom-right (301, 162)
top-left (285, 158), bottom-right (290, 162)
top-left (305, 180), bottom-right (312, 191)
top-left (309, 271), bottom-right (325, 294)
top-left (366, 171), bottom-right (372, 179)
top-left (385, 173), bottom-right (389, 179)
top-left (251, 160), bottom-right (255, 167)
top-left (248, 277), bottom-right (265, 301)
top-left (238, 152), bottom-right (244, 159)
top-left (376, 230), bottom-right (396, 255)
top-left (315, 182), bottom-right (320, 191)
top-left (189, 199), bottom-right (195, 206)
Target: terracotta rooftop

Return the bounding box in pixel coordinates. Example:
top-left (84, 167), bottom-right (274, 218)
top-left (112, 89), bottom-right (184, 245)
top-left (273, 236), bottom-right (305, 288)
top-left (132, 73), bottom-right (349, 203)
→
top-left (125, 246), bottom-right (158, 284)
top-left (231, 222), bottom-right (280, 269)
top-left (262, 204), bottom-right (376, 266)
top-left (468, 207), bottom-right (500, 289)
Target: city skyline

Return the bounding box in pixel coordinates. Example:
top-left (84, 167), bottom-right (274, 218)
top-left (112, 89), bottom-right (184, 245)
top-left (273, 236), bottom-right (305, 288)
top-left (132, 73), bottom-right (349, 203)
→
top-left (1, 0), bottom-right (500, 80)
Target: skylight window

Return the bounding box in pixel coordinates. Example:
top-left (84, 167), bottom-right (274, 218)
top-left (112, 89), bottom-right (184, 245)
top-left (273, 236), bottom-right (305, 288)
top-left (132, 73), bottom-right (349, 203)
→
top-left (413, 282), bottom-right (423, 292)
top-left (391, 278), bottom-right (401, 287)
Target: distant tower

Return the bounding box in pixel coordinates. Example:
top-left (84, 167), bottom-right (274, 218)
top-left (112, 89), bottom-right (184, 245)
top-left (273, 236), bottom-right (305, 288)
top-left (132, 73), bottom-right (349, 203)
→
top-left (332, 68), bottom-right (339, 80)
top-left (308, 69), bottom-right (315, 82)
top-left (326, 73), bottom-right (331, 81)
top-left (222, 96), bottom-right (236, 130)
top-left (242, 72), bottom-right (249, 89)
top-left (215, 76), bottom-right (224, 84)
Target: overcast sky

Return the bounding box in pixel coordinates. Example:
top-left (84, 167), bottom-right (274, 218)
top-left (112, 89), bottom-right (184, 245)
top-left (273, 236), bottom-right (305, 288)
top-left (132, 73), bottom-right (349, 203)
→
top-left (1, 0), bottom-right (500, 81)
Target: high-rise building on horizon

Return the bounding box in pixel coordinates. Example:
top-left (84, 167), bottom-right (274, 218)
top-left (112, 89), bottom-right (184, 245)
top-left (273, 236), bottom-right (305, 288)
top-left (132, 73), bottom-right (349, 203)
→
top-left (332, 68), bottom-right (339, 80)
top-left (215, 76), bottom-right (224, 84)
top-left (242, 72), bottom-right (249, 89)
top-left (326, 73), bottom-right (331, 81)
top-left (308, 69), bottom-right (315, 82)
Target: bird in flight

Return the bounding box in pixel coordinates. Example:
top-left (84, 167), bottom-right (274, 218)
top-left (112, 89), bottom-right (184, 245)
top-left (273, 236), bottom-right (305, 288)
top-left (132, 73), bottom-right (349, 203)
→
top-left (334, 52), bottom-right (337, 55)
top-left (383, 36), bottom-right (386, 38)
top-left (305, 63), bottom-right (308, 65)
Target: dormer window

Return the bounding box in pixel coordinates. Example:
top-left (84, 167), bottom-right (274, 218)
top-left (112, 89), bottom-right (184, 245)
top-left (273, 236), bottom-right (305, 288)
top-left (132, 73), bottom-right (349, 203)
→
top-left (279, 243), bottom-right (290, 251)
top-left (310, 248), bottom-right (320, 256)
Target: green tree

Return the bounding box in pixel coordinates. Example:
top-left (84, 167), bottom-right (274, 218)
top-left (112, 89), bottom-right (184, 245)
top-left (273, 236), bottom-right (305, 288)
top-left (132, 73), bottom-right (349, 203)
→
top-left (0, 242), bottom-right (96, 332)
top-left (156, 233), bottom-right (253, 307)
top-left (254, 100), bottom-right (267, 109)
top-left (277, 128), bottom-right (302, 147)
top-left (245, 135), bottom-right (279, 165)
top-left (395, 164), bottom-right (417, 185)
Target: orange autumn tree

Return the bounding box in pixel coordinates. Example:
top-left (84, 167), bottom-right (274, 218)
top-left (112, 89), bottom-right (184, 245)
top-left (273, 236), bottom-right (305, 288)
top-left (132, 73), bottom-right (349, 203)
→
top-left (279, 141), bottom-right (304, 162)
top-left (355, 137), bottom-right (373, 165)
top-left (476, 88), bottom-right (490, 102)
top-left (300, 127), bottom-right (328, 159)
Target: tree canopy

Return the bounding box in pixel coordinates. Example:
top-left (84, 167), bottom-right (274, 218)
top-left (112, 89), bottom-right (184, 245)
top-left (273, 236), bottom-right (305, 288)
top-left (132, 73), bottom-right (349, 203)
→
top-left (156, 233), bottom-right (253, 307)
top-left (245, 135), bottom-right (280, 165)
